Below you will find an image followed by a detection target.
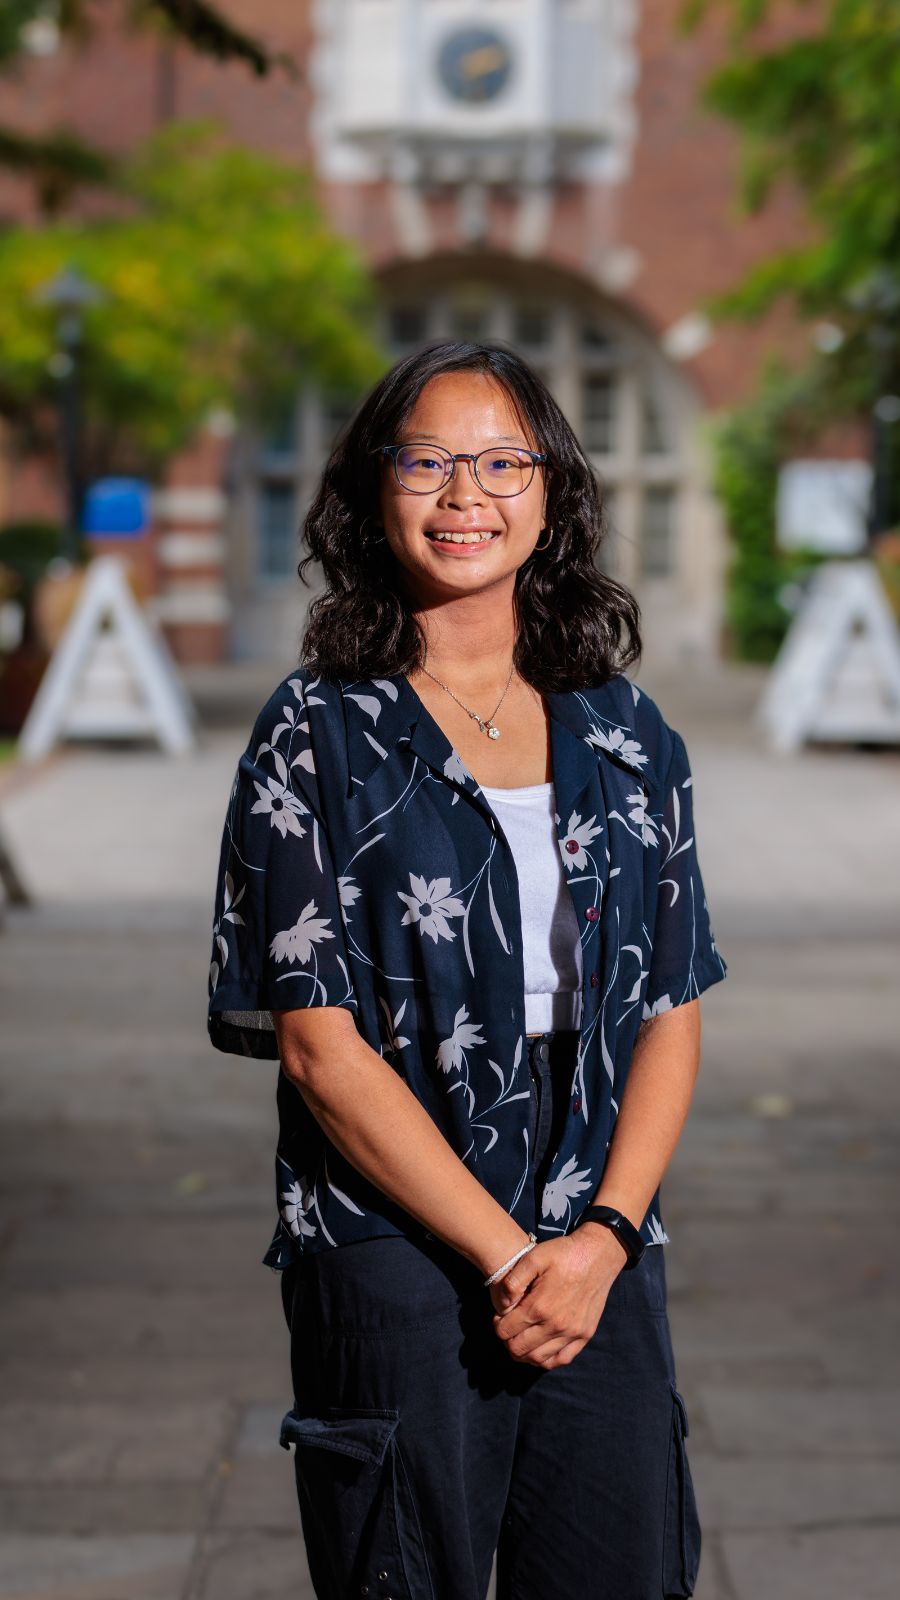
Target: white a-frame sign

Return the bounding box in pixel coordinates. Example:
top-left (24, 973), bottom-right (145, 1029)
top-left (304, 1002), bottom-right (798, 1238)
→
top-left (18, 555), bottom-right (196, 760)
top-left (757, 559), bottom-right (900, 752)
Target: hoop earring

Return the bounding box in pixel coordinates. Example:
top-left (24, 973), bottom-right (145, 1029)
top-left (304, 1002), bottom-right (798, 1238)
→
top-left (533, 525), bottom-right (553, 551)
top-left (360, 514), bottom-right (386, 543)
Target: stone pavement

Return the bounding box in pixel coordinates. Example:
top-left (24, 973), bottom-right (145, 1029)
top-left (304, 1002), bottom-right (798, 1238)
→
top-left (0, 657), bottom-right (898, 1600)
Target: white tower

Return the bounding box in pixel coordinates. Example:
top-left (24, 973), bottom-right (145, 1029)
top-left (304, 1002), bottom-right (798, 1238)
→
top-left (312, 0), bottom-right (639, 246)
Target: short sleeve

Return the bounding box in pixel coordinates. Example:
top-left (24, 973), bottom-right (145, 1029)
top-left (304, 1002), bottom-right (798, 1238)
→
top-left (643, 729), bottom-right (727, 1018)
top-left (207, 709), bottom-right (359, 1059)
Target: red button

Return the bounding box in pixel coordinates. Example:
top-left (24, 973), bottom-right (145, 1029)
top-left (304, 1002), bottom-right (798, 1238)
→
top-left (590, 973), bottom-right (599, 988)
top-left (585, 906), bottom-right (599, 921)
top-left (573, 1097), bottom-right (582, 1114)
top-left (565, 839), bottom-right (579, 854)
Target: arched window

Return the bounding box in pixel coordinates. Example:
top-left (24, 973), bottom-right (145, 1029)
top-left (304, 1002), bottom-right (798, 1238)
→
top-left (235, 264), bottom-right (720, 660)
top-left (379, 282), bottom-right (687, 592)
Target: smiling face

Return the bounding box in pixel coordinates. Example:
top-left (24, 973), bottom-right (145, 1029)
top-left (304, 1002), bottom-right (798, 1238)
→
top-left (378, 370), bottom-right (548, 604)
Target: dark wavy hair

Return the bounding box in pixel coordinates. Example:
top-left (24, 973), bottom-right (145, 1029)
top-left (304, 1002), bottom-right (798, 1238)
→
top-left (298, 340), bottom-right (641, 689)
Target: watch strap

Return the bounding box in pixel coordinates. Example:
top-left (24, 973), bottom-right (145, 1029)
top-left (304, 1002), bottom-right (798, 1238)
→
top-left (575, 1204), bottom-right (646, 1269)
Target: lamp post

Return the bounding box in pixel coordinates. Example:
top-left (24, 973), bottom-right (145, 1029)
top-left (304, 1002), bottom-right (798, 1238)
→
top-left (33, 264), bottom-right (105, 563)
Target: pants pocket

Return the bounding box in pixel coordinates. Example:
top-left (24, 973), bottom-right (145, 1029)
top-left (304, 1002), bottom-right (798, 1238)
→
top-left (662, 1385), bottom-right (702, 1597)
top-left (279, 1406), bottom-right (434, 1600)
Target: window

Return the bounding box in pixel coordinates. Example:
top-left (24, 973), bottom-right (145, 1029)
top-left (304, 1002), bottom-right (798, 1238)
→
top-left (451, 306), bottom-right (489, 342)
top-left (581, 373), bottom-right (617, 454)
top-left (581, 321), bottom-right (617, 357)
top-left (388, 305), bottom-right (428, 349)
top-left (597, 484), bottom-right (621, 577)
top-left (322, 392), bottom-right (356, 447)
top-left (260, 401), bottom-right (298, 458)
top-left (640, 380), bottom-right (670, 457)
top-left (258, 483), bottom-right (297, 580)
top-left (245, 288), bottom-right (690, 604)
top-left (639, 487), bottom-right (676, 578)
top-left (514, 305), bottom-right (551, 348)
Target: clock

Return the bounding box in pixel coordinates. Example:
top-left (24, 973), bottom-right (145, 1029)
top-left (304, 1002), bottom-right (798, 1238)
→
top-left (437, 26), bottom-right (514, 106)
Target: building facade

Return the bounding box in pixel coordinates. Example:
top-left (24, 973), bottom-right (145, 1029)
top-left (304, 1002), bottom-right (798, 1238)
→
top-left (0, 0), bottom-right (820, 665)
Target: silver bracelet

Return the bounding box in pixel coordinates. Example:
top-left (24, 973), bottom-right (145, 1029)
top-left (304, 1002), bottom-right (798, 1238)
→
top-left (484, 1232), bottom-right (538, 1287)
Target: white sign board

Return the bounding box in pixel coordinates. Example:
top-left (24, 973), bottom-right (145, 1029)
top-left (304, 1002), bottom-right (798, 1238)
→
top-left (776, 459), bottom-right (871, 554)
top-left (757, 559), bottom-right (900, 751)
top-left (17, 555), bottom-right (197, 760)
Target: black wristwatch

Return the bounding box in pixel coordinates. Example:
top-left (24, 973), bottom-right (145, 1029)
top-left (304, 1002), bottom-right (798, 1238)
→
top-left (573, 1205), bottom-right (646, 1270)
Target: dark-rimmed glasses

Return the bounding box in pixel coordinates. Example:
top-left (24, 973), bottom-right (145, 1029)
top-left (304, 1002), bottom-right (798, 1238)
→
top-left (374, 442), bottom-right (546, 498)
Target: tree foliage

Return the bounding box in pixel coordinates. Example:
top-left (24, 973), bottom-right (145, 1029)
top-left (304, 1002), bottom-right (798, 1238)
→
top-left (679, 0), bottom-right (900, 655)
top-left (139, 0), bottom-right (297, 78)
top-left (704, 357), bottom-right (834, 658)
top-left (0, 121), bottom-right (382, 471)
top-left (678, 0), bottom-right (900, 338)
top-left (678, 0), bottom-right (900, 481)
top-left (0, 0), bottom-right (294, 75)
top-left (0, 0), bottom-right (297, 212)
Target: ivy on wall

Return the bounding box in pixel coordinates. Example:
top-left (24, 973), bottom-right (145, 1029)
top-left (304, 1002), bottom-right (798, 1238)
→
top-left (706, 358), bottom-right (858, 661)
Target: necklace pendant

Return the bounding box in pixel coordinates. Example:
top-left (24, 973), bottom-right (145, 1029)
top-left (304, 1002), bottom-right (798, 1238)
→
top-left (487, 724), bottom-right (501, 740)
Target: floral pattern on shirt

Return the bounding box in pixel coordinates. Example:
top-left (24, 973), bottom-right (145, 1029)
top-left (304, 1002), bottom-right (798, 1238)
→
top-left (207, 668), bottom-right (727, 1269)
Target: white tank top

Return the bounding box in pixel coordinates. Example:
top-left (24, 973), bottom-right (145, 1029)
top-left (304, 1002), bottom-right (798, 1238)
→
top-left (480, 780), bottom-right (583, 1034)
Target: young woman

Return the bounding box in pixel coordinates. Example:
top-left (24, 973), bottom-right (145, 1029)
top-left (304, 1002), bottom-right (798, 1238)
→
top-left (207, 341), bottom-right (727, 1600)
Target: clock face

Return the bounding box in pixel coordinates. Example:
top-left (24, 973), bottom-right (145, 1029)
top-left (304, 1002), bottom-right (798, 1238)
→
top-left (437, 27), bottom-right (514, 105)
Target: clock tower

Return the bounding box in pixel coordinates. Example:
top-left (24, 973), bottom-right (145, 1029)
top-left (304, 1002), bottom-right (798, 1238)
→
top-left (312, 0), bottom-right (639, 200)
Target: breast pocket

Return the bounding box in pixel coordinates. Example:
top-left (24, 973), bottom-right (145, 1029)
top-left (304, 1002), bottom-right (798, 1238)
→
top-left (662, 1384), bottom-right (702, 1596)
top-left (279, 1406), bottom-right (435, 1600)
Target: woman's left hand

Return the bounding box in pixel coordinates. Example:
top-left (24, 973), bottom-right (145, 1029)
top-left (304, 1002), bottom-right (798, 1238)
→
top-left (489, 1227), bottom-right (627, 1369)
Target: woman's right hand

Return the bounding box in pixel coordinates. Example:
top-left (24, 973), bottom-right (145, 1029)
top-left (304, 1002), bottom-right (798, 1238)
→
top-left (487, 1230), bottom-right (624, 1369)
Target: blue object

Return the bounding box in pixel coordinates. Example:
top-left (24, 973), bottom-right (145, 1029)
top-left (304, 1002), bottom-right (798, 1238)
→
top-left (82, 477), bottom-right (150, 538)
top-left (438, 26), bottom-right (514, 103)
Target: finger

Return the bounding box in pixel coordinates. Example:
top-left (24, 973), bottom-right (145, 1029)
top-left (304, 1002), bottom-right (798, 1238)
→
top-left (503, 1320), bottom-right (564, 1360)
top-left (492, 1302), bottom-right (545, 1340)
top-left (518, 1335), bottom-right (585, 1369)
top-left (512, 1333), bottom-right (571, 1366)
top-left (491, 1256), bottom-right (540, 1313)
top-left (537, 1338), bottom-right (586, 1369)
top-left (490, 1312), bottom-right (538, 1350)
top-left (492, 1306), bottom-right (522, 1334)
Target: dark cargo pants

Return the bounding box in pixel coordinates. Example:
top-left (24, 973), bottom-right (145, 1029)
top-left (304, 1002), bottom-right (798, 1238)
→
top-left (277, 1028), bottom-right (701, 1599)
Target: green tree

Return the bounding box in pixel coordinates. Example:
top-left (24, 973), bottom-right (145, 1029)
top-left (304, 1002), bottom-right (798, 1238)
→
top-left (679, 0), bottom-right (900, 654)
top-left (680, 0), bottom-right (900, 438)
top-left (704, 356), bottom-right (835, 659)
top-left (680, 4), bottom-right (898, 306)
top-left (0, 121), bottom-right (383, 473)
top-left (0, 0), bottom-right (297, 212)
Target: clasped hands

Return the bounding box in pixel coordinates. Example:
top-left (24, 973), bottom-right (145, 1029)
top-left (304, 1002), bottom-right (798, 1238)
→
top-left (488, 1227), bottom-right (627, 1371)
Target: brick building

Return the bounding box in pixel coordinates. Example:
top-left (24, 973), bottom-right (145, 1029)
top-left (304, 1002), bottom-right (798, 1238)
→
top-left (1, 0), bottom-right (827, 665)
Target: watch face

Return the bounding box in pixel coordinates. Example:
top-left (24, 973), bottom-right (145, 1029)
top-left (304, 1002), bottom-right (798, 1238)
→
top-left (437, 26), bottom-right (514, 105)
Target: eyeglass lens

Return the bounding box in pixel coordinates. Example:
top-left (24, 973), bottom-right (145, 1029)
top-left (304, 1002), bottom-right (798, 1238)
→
top-left (393, 445), bottom-right (535, 497)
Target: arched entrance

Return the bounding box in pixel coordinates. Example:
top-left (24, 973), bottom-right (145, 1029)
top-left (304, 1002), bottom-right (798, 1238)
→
top-left (227, 256), bottom-right (725, 662)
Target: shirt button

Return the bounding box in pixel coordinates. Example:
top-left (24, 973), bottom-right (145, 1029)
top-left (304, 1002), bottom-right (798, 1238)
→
top-left (378, 1574), bottom-right (388, 1583)
top-left (585, 906), bottom-right (599, 922)
top-left (590, 972), bottom-right (599, 988)
top-left (573, 1096), bottom-right (582, 1114)
top-left (565, 839), bottom-right (579, 854)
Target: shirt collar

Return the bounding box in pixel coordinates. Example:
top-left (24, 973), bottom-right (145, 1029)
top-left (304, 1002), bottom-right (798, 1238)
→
top-left (334, 671), bottom-right (657, 798)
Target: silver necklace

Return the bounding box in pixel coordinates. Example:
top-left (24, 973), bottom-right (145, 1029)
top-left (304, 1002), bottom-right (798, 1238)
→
top-left (420, 657), bottom-right (516, 740)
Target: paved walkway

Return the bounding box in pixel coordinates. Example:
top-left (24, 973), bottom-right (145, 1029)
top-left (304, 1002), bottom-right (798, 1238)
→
top-left (0, 658), bottom-right (898, 1599)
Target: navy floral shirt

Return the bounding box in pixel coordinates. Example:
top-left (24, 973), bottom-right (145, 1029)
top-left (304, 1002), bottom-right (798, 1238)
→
top-left (207, 667), bottom-right (727, 1271)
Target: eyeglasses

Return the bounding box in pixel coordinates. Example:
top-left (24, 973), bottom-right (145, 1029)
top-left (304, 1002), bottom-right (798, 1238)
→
top-left (374, 442), bottom-right (546, 498)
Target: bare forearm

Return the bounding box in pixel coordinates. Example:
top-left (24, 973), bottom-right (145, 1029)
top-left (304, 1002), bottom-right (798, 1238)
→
top-left (279, 1027), bottom-right (529, 1278)
top-left (588, 998), bottom-right (701, 1231)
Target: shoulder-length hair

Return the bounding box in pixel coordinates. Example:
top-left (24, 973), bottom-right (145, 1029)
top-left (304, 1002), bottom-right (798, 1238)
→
top-left (298, 340), bottom-right (641, 689)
